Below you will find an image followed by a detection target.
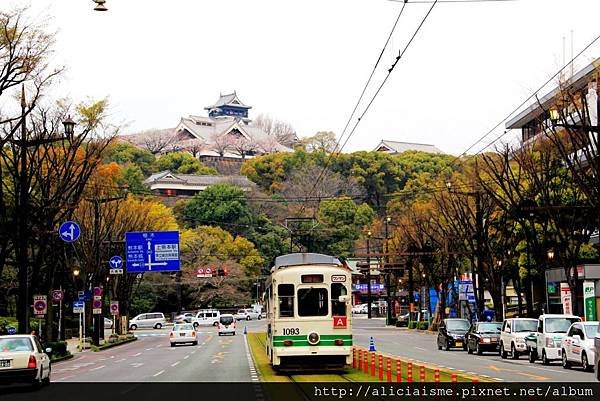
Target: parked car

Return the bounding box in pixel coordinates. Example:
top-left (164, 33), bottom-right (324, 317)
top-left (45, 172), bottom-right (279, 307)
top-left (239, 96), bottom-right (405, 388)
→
top-left (218, 314), bottom-right (236, 336)
top-left (466, 321), bottom-right (502, 355)
top-left (526, 314), bottom-right (582, 365)
top-left (104, 317), bottom-right (113, 329)
top-left (499, 317), bottom-right (538, 359)
top-left (352, 304), bottom-right (365, 314)
top-left (169, 323), bottom-right (197, 347)
top-left (129, 312), bottom-right (166, 330)
top-left (174, 312), bottom-right (195, 324)
top-left (234, 308), bottom-right (261, 321)
top-left (437, 318), bottom-right (470, 351)
top-left (561, 321), bottom-right (598, 371)
top-left (0, 335), bottom-right (51, 387)
top-left (192, 310), bottom-right (220, 328)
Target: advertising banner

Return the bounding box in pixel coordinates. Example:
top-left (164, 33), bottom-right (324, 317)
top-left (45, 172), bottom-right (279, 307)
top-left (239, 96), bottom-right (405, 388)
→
top-left (560, 282), bottom-right (572, 315)
top-left (583, 281), bottom-right (596, 321)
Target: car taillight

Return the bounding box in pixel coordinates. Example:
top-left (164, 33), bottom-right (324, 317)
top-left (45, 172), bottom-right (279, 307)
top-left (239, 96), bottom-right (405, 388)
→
top-left (334, 339), bottom-right (344, 346)
top-left (170, 332), bottom-right (174, 338)
top-left (283, 340), bottom-right (293, 346)
top-left (192, 331), bottom-right (196, 337)
top-left (479, 338), bottom-right (485, 343)
top-left (27, 355), bottom-right (36, 369)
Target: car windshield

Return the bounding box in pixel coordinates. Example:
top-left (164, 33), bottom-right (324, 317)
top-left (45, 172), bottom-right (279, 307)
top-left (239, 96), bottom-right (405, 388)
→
top-left (220, 316), bottom-right (234, 325)
top-left (478, 323), bottom-right (501, 333)
top-left (584, 323), bottom-right (599, 338)
top-left (173, 324), bottom-right (193, 331)
top-left (513, 319), bottom-right (538, 332)
top-left (546, 318), bottom-right (581, 333)
top-left (237, 310), bottom-right (245, 314)
top-left (0, 338), bottom-right (33, 352)
top-left (446, 320), bottom-right (470, 331)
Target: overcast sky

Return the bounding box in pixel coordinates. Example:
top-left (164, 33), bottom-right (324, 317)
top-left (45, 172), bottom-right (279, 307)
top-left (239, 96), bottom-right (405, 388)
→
top-left (10, 0), bottom-right (600, 155)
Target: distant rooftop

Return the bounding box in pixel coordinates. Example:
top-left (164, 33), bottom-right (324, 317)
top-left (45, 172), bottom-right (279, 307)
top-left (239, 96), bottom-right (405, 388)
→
top-left (145, 170), bottom-right (254, 189)
top-left (204, 91), bottom-right (251, 111)
top-left (374, 139), bottom-right (443, 154)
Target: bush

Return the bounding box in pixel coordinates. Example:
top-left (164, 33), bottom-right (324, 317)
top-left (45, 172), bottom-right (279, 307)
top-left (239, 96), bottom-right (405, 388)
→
top-left (44, 341), bottom-right (68, 357)
top-left (408, 321), bottom-right (417, 329)
top-left (417, 321), bottom-right (429, 330)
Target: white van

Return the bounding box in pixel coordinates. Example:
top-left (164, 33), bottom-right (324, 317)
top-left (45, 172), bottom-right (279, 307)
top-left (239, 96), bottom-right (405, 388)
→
top-left (526, 314), bottom-right (582, 364)
top-left (192, 309), bottom-right (220, 327)
top-left (129, 312), bottom-right (166, 330)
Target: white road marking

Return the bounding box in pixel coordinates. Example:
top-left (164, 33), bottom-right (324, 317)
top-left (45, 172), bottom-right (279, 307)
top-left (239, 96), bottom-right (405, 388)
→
top-left (145, 348), bottom-right (153, 351)
top-left (115, 358), bottom-right (126, 363)
top-left (90, 365), bottom-right (105, 371)
top-left (55, 375), bottom-right (74, 382)
top-left (171, 361), bottom-right (180, 367)
top-left (184, 355), bottom-right (189, 359)
top-left (132, 352), bottom-right (141, 357)
top-left (153, 370), bottom-right (165, 377)
top-left (130, 362), bottom-right (144, 368)
top-left (415, 347), bottom-right (426, 351)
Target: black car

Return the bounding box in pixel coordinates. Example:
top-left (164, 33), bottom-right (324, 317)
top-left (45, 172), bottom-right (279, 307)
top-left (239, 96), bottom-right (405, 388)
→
top-left (437, 318), bottom-right (470, 351)
top-left (466, 321), bottom-right (502, 355)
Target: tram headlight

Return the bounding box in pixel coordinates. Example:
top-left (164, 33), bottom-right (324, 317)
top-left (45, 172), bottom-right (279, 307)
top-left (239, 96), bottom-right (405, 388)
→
top-left (307, 332), bottom-right (320, 345)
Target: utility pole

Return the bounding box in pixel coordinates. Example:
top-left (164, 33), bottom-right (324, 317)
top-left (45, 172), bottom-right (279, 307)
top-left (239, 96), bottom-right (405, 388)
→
top-left (384, 216), bottom-right (392, 325)
top-left (474, 191), bottom-right (485, 320)
top-left (366, 230), bottom-right (372, 319)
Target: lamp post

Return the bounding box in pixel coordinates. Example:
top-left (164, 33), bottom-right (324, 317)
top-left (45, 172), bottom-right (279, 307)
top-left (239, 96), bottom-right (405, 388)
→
top-left (367, 230), bottom-right (372, 319)
top-left (546, 249), bottom-right (555, 314)
top-left (93, 0), bottom-right (108, 11)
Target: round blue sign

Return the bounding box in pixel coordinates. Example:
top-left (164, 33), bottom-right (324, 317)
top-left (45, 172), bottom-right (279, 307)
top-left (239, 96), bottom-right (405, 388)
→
top-left (109, 255), bottom-right (123, 268)
top-left (59, 221), bottom-right (81, 243)
top-left (7, 326), bottom-right (16, 335)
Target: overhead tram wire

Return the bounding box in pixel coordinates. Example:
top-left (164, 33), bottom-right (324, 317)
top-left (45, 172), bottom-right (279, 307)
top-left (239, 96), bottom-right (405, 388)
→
top-left (298, 0), bottom-right (410, 215)
top-left (388, 0), bottom-right (515, 4)
top-left (302, 0), bottom-right (439, 215)
top-left (452, 31), bottom-right (600, 162)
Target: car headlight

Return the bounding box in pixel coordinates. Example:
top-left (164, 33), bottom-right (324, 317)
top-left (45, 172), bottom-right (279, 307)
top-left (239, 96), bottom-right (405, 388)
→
top-left (307, 332), bottom-right (320, 345)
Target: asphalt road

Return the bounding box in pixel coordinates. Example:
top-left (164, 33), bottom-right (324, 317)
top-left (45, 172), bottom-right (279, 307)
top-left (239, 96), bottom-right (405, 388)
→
top-left (53, 319), bottom-right (266, 382)
top-left (351, 316), bottom-right (597, 382)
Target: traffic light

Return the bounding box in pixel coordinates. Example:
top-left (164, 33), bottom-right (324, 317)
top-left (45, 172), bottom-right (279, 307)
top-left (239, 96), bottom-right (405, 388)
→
top-left (217, 268), bottom-right (229, 277)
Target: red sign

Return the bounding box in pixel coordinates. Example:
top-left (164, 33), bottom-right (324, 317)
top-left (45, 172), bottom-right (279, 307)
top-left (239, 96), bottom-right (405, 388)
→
top-left (93, 287), bottom-right (103, 297)
top-left (92, 299), bottom-right (102, 309)
top-left (333, 316), bottom-right (347, 329)
top-left (51, 290), bottom-right (64, 302)
top-left (197, 267), bottom-right (204, 275)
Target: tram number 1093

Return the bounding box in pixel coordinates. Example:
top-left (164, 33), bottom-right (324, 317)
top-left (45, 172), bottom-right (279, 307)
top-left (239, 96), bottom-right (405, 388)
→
top-left (282, 328), bottom-right (300, 335)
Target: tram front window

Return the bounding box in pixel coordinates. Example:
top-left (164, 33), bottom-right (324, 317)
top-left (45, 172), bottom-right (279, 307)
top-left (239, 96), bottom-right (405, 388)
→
top-left (298, 288), bottom-right (328, 316)
top-left (278, 284), bottom-right (294, 318)
top-left (331, 283), bottom-right (347, 316)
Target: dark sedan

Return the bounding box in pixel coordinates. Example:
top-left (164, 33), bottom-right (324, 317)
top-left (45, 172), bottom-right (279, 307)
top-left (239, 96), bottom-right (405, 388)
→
top-left (437, 318), bottom-right (470, 351)
top-left (466, 322), bottom-right (502, 355)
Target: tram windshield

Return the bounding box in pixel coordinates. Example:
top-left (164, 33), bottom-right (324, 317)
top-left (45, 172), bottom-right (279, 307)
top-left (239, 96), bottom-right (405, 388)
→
top-left (331, 283), bottom-right (347, 316)
top-left (298, 288), bottom-right (328, 316)
top-left (278, 284), bottom-right (294, 318)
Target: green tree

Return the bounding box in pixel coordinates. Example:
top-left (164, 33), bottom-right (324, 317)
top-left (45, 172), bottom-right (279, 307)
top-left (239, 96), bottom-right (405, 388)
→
top-left (104, 142), bottom-right (156, 175)
top-left (183, 184), bottom-right (251, 232)
top-left (156, 152), bottom-right (217, 175)
top-left (299, 131), bottom-right (338, 153)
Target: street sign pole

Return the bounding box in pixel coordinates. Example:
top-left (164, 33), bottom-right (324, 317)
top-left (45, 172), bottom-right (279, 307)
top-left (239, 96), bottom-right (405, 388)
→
top-left (79, 310), bottom-right (82, 352)
top-left (58, 286), bottom-right (62, 341)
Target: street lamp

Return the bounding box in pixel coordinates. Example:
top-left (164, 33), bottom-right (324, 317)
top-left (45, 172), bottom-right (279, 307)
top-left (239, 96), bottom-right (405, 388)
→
top-left (73, 268), bottom-right (80, 277)
top-left (547, 249), bottom-right (555, 261)
top-left (62, 115), bottom-right (75, 138)
top-left (366, 230), bottom-right (372, 319)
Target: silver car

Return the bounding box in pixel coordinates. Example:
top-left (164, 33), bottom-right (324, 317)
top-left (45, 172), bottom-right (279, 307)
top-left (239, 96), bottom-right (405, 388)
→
top-left (561, 321), bottom-right (598, 371)
top-left (129, 312), bottom-right (166, 330)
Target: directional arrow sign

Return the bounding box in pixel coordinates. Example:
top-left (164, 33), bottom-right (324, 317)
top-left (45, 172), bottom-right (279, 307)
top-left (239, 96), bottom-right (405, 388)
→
top-left (58, 221), bottom-right (81, 243)
top-left (125, 231), bottom-right (180, 273)
top-left (109, 256), bottom-right (123, 269)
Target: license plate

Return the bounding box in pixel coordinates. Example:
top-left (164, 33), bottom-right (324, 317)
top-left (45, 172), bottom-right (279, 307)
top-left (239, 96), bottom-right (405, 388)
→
top-left (0, 360), bottom-right (11, 368)
top-left (455, 342), bottom-right (463, 347)
top-left (180, 333), bottom-right (186, 337)
top-left (491, 338), bottom-right (497, 342)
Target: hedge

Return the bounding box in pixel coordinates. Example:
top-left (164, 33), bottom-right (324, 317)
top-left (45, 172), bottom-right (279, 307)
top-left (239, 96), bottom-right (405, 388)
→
top-left (408, 321), bottom-right (417, 329)
top-left (44, 341), bottom-right (68, 357)
top-left (417, 321), bottom-right (429, 330)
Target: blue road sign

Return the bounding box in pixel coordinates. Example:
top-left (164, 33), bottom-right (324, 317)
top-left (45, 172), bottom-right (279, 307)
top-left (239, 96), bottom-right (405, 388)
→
top-left (73, 301), bottom-right (84, 314)
top-left (84, 290), bottom-right (92, 302)
top-left (59, 221), bottom-right (81, 242)
top-left (125, 231), bottom-right (180, 273)
top-left (7, 326), bottom-right (16, 335)
top-left (109, 256), bottom-right (123, 269)
top-left (77, 291), bottom-right (84, 301)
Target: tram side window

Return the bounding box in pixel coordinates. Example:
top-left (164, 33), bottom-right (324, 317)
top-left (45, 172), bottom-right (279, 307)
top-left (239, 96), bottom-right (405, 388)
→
top-left (298, 288), bottom-right (328, 316)
top-left (278, 284), bottom-right (294, 318)
top-left (331, 283), bottom-right (347, 316)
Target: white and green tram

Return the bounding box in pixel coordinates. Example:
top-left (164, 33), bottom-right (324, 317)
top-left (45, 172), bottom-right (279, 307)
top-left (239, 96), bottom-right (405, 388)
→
top-left (264, 253), bottom-right (353, 369)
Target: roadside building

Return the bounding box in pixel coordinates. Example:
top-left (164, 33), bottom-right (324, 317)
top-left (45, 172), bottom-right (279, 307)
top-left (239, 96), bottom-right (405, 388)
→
top-left (373, 139), bottom-right (443, 154)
